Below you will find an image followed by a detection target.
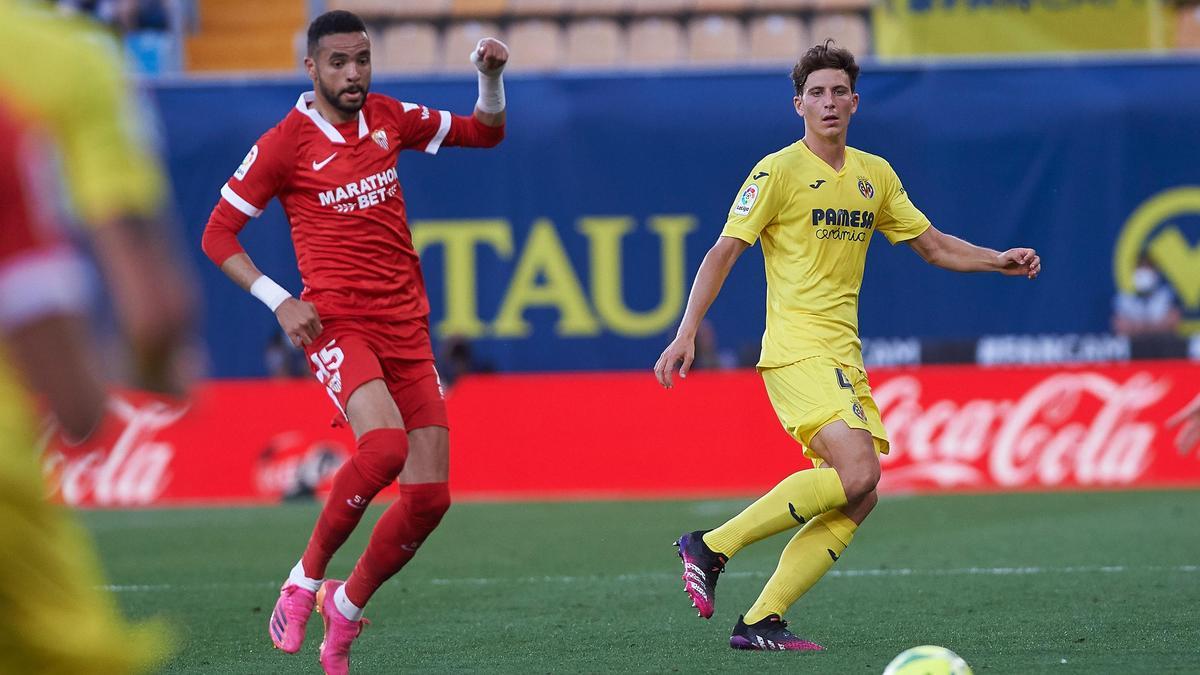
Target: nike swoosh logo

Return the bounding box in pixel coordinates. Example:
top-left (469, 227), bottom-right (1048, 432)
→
top-left (788, 503), bottom-right (806, 525)
top-left (753, 171), bottom-right (770, 180)
top-left (809, 179), bottom-right (826, 189)
top-left (312, 153), bottom-right (337, 171)
top-left (827, 548), bottom-right (840, 561)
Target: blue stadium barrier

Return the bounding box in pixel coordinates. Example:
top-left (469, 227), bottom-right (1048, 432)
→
top-left (152, 57), bottom-right (1200, 377)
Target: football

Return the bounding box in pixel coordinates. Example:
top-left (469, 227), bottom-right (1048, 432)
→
top-left (882, 645), bottom-right (973, 675)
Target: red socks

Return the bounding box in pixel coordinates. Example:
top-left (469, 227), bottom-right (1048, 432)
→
top-left (300, 428), bottom-right (408, 579)
top-left (344, 482), bottom-right (451, 607)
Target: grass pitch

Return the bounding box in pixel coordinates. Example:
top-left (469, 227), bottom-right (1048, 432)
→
top-left (83, 490), bottom-right (1199, 673)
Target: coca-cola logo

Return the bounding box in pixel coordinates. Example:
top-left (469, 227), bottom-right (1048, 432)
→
top-left (875, 372), bottom-right (1169, 490)
top-left (42, 395), bottom-right (186, 506)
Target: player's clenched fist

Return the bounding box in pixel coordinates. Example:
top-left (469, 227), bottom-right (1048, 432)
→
top-left (275, 298), bottom-right (323, 347)
top-left (471, 38), bottom-right (508, 74)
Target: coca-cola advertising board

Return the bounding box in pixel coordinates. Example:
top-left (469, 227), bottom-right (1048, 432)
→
top-left (42, 362), bottom-right (1200, 507)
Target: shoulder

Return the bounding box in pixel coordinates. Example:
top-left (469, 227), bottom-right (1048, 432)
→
top-left (848, 146), bottom-right (895, 175)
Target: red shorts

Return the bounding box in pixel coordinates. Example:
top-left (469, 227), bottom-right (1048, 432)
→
top-left (303, 315), bottom-right (448, 430)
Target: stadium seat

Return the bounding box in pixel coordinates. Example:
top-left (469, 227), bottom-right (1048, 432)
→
top-left (442, 21), bottom-right (503, 72)
top-left (809, 11), bottom-right (870, 55)
top-left (813, 0), bottom-right (871, 10)
top-left (747, 14), bottom-right (807, 63)
top-left (451, 0), bottom-right (508, 17)
top-left (630, 0), bottom-right (690, 15)
top-left (753, 0), bottom-right (818, 11)
top-left (686, 15), bottom-right (746, 64)
top-left (328, 0), bottom-right (450, 19)
top-left (1178, 4), bottom-right (1200, 49)
top-left (506, 19), bottom-right (565, 71)
top-left (564, 18), bottom-right (624, 67)
top-left (379, 23), bottom-right (440, 73)
top-left (509, 0), bottom-right (567, 16)
top-left (571, 0), bottom-right (631, 15)
top-left (693, 0), bottom-right (752, 11)
top-left (628, 18), bottom-right (685, 66)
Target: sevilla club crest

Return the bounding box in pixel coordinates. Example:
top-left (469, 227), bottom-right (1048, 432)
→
top-left (372, 129), bottom-right (389, 151)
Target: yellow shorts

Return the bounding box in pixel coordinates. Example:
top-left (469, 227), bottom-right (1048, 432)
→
top-left (760, 356), bottom-right (889, 467)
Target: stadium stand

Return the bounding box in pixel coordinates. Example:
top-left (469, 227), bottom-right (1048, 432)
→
top-left (380, 23), bottom-right (440, 72)
top-left (686, 14), bottom-right (746, 64)
top-left (442, 20), bottom-right (503, 71)
top-left (505, 19), bottom-right (566, 70)
top-left (1179, 3), bottom-right (1200, 49)
top-left (628, 17), bottom-right (686, 66)
top-left (565, 18), bottom-right (625, 67)
top-left (185, 0), bottom-right (305, 71)
top-left (746, 13), bottom-right (808, 63)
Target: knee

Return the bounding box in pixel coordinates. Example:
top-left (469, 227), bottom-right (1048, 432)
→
top-left (402, 482), bottom-right (451, 526)
top-left (354, 428), bottom-right (409, 485)
top-left (838, 461), bottom-right (880, 503)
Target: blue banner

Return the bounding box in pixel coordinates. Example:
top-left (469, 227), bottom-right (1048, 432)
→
top-left (154, 59), bottom-right (1200, 377)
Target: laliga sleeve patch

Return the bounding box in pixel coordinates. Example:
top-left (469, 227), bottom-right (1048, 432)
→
top-left (732, 183), bottom-right (759, 217)
top-left (233, 144), bottom-right (259, 181)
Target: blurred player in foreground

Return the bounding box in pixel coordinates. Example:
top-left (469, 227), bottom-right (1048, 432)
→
top-left (654, 41), bottom-right (1041, 651)
top-left (201, 11), bottom-right (507, 673)
top-left (0, 6), bottom-right (194, 672)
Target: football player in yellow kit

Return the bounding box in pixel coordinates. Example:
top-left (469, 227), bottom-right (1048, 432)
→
top-left (0, 5), bottom-right (193, 672)
top-left (655, 41), bottom-right (1041, 651)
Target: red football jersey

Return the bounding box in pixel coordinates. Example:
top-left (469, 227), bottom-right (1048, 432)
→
top-left (205, 92), bottom-right (503, 320)
top-left (0, 106), bottom-right (87, 331)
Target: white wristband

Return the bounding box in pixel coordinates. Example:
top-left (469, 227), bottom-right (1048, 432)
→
top-left (250, 275), bottom-right (292, 312)
top-left (470, 39), bottom-right (506, 114)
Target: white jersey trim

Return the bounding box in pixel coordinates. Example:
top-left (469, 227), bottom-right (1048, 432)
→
top-left (0, 246), bottom-right (89, 331)
top-left (425, 110), bottom-right (451, 155)
top-left (295, 92), bottom-right (369, 144)
top-left (221, 183), bottom-right (264, 218)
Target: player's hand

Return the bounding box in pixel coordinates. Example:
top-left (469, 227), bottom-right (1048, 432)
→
top-left (276, 298), bottom-right (323, 347)
top-left (471, 38), bottom-right (508, 75)
top-left (654, 336), bottom-right (695, 389)
top-left (1166, 395), bottom-right (1200, 455)
top-left (997, 247), bottom-right (1040, 279)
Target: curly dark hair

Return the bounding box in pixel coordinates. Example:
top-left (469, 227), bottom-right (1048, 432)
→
top-left (791, 40), bottom-right (860, 96)
top-left (307, 10), bottom-right (367, 56)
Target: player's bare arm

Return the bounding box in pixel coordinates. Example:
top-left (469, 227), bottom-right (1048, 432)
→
top-left (471, 38), bottom-right (508, 127)
top-left (655, 236), bottom-right (750, 388)
top-left (219, 252), bottom-right (323, 347)
top-left (908, 225), bottom-right (1041, 279)
top-left (90, 218), bottom-right (195, 395)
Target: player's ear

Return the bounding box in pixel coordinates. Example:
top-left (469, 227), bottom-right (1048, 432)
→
top-left (304, 55), bottom-right (317, 81)
top-left (850, 92), bottom-right (859, 115)
top-left (793, 95), bottom-right (803, 118)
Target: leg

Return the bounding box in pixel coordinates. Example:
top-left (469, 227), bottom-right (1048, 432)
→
top-left (741, 421), bottom-right (880, 624)
top-left (299, 379), bottom-right (409, 580)
top-left (341, 359), bottom-right (452, 609)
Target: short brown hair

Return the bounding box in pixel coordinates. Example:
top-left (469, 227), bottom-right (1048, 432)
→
top-left (791, 40), bottom-right (860, 96)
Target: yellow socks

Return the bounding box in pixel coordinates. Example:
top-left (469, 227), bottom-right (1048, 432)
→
top-left (702, 468), bottom-right (848, 558)
top-left (743, 509), bottom-right (858, 624)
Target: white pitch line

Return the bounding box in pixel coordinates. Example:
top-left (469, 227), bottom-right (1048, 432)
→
top-left (101, 565), bottom-right (1199, 593)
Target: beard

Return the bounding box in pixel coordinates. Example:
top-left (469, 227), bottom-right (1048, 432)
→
top-left (318, 78), bottom-right (368, 116)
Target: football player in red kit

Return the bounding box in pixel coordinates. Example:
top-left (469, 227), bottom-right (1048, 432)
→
top-left (201, 11), bottom-right (507, 674)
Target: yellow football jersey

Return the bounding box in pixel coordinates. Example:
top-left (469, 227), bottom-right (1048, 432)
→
top-left (0, 2), bottom-right (164, 226)
top-left (721, 140), bottom-right (930, 370)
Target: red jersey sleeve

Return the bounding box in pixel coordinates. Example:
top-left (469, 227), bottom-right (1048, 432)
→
top-left (386, 98), bottom-right (504, 154)
top-left (0, 118), bottom-right (88, 330)
top-left (202, 125), bottom-right (294, 266)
